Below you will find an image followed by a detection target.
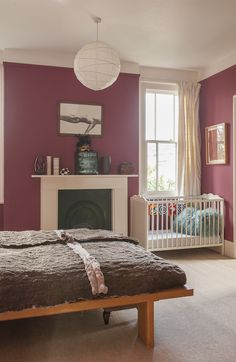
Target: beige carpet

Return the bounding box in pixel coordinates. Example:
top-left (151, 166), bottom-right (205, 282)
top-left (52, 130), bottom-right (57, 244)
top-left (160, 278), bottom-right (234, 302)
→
top-left (1, 249), bottom-right (236, 362)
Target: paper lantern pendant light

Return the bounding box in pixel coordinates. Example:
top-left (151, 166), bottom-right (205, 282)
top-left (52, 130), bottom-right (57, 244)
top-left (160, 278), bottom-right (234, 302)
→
top-left (74, 18), bottom-right (120, 91)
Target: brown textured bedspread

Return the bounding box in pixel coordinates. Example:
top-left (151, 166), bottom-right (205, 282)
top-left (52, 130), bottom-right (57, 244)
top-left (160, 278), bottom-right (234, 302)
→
top-left (0, 229), bottom-right (186, 313)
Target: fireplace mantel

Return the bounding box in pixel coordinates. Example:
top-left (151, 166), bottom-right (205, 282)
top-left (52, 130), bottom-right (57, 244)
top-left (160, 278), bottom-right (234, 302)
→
top-left (32, 174), bottom-right (138, 234)
top-left (32, 175), bottom-right (138, 179)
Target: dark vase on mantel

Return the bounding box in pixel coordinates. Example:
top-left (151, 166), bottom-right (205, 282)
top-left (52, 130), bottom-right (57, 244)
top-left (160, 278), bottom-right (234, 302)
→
top-left (101, 155), bottom-right (111, 174)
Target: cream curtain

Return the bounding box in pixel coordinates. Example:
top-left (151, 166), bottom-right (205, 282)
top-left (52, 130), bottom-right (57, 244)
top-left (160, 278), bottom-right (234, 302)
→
top-left (178, 82), bottom-right (201, 196)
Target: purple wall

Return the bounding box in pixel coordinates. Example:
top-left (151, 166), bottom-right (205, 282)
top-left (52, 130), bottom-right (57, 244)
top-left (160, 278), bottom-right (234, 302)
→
top-left (200, 65), bottom-right (236, 241)
top-left (4, 62), bottom-right (139, 231)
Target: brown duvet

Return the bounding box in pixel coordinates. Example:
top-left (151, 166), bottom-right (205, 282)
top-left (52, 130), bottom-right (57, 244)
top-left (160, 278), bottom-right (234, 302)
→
top-left (0, 229), bottom-right (186, 313)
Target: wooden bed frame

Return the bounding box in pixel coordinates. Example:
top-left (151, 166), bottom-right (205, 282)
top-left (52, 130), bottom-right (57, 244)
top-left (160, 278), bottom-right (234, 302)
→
top-left (0, 285), bottom-right (193, 348)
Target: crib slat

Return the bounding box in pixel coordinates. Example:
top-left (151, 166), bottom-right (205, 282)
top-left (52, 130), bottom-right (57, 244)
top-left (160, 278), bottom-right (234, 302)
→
top-left (200, 200), bottom-right (202, 246)
top-left (214, 200), bottom-right (217, 245)
top-left (180, 201), bottom-right (183, 246)
top-left (217, 200), bottom-right (220, 244)
top-left (212, 200), bottom-right (215, 245)
top-left (170, 208), bottom-right (173, 249)
top-left (165, 200), bottom-right (171, 248)
top-left (175, 200), bottom-right (178, 248)
top-left (148, 206), bottom-right (151, 250)
top-left (189, 200), bottom-right (192, 247)
top-left (221, 199), bottom-right (224, 249)
top-left (155, 201), bottom-right (158, 249)
top-left (208, 199), bottom-right (211, 245)
top-left (161, 200), bottom-right (164, 249)
top-left (185, 199), bottom-right (187, 247)
top-left (151, 201), bottom-right (154, 250)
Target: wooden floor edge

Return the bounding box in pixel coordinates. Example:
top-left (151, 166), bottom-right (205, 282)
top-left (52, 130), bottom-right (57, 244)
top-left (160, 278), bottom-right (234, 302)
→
top-left (0, 285), bottom-right (193, 322)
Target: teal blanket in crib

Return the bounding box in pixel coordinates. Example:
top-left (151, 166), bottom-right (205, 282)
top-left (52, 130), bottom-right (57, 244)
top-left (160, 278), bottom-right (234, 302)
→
top-left (173, 207), bottom-right (221, 236)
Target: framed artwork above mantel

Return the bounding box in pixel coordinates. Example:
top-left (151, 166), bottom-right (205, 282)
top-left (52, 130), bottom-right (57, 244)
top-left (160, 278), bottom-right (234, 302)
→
top-left (205, 123), bottom-right (227, 165)
top-left (59, 102), bottom-right (103, 136)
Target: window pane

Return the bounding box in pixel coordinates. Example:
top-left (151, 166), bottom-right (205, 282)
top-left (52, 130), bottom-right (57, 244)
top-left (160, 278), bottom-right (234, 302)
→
top-left (157, 143), bottom-right (176, 191)
top-left (156, 94), bottom-right (174, 140)
top-left (145, 93), bottom-right (155, 140)
top-left (147, 143), bottom-right (156, 192)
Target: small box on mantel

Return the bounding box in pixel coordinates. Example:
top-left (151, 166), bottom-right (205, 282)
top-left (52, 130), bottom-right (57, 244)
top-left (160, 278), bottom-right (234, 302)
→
top-left (46, 156), bottom-right (52, 175)
top-left (53, 157), bottom-right (60, 175)
top-left (118, 162), bottom-right (134, 175)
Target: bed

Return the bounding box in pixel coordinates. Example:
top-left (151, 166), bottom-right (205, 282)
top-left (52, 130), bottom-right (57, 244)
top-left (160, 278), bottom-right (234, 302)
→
top-left (0, 228), bottom-right (193, 348)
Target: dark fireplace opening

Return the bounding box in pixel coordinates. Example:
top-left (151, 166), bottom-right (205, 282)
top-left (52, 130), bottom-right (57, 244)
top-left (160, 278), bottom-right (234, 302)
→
top-left (58, 189), bottom-right (112, 230)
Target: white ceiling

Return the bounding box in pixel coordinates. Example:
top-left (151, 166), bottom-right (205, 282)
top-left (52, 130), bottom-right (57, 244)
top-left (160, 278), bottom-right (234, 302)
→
top-left (0, 0), bottom-right (236, 73)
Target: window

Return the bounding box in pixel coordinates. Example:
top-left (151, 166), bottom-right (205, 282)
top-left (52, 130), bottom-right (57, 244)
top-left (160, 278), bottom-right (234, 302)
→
top-left (140, 83), bottom-right (178, 196)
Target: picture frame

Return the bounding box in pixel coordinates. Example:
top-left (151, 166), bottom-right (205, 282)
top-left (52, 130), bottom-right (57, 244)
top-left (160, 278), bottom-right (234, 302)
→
top-left (59, 102), bottom-right (102, 136)
top-left (205, 123), bottom-right (227, 165)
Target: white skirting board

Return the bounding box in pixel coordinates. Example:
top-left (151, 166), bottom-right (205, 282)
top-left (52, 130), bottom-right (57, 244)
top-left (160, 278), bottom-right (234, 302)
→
top-left (211, 240), bottom-right (235, 258)
top-left (223, 240), bottom-right (235, 258)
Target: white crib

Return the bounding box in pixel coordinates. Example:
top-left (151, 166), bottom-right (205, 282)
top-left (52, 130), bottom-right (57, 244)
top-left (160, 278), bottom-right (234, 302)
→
top-left (130, 194), bottom-right (224, 252)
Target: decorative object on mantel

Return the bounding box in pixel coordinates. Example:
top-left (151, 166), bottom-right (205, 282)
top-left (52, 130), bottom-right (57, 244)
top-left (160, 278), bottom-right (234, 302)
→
top-left (59, 102), bottom-right (102, 136)
top-left (46, 156), bottom-right (52, 175)
top-left (34, 155), bottom-right (46, 175)
top-left (77, 135), bottom-right (91, 152)
top-left (60, 168), bottom-right (71, 175)
top-left (205, 123), bottom-right (227, 165)
top-left (75, 135), bottom-right (98, 175)
top-left (100, 155), bottom-right (111, 174)
top-left (73, 17), bottom-right (120, 91)
top-left (53, 157), bottom-right (60, 175)
top-left (119, 162), bottom-right (135, 175)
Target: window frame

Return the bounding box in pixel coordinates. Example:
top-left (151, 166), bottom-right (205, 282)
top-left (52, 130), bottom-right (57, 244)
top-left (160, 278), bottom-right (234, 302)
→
top-left (140, 82), bottom-right (178, 197)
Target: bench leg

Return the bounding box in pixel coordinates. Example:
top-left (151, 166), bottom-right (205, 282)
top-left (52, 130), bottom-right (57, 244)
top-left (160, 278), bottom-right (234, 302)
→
top-left (137, 300), bottom-right (154, 348)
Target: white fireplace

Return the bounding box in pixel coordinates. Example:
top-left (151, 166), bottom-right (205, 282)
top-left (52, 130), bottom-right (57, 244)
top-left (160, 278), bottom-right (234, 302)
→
top-left (32, 175), bottom-right (137, 234)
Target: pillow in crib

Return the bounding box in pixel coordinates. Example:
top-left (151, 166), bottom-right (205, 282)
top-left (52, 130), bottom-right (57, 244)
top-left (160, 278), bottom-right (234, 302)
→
top-left (173, 207), bottom-right (196, 235)
top-left (174, 207), bottom-right (220, 236)
top-left (195, 208), bottom-right (220, 236)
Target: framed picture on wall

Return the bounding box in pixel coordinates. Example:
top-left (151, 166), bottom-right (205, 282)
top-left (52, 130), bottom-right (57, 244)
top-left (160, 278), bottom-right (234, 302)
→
top-left (59, 102), bottom-right (103, 136)
top-left (205, 123), bottom-right (227, 165)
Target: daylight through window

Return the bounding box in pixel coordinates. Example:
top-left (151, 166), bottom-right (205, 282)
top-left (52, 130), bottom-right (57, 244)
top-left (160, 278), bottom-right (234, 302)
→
top-left (141, 84), bottom-right (178, 196)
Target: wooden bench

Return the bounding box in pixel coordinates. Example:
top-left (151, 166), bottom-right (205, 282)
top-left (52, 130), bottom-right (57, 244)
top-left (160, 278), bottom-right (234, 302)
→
top-left (0, 285), bottom-right (193, 348)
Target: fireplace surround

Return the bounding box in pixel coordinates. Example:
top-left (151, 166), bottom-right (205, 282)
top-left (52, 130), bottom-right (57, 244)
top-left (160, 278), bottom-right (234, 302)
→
top-left (32, 174), bottom-right (137, 234)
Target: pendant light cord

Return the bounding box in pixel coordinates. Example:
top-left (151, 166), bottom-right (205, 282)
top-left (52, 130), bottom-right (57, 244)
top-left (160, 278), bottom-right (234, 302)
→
top-left (94, 17), bottom-right (101, 42)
